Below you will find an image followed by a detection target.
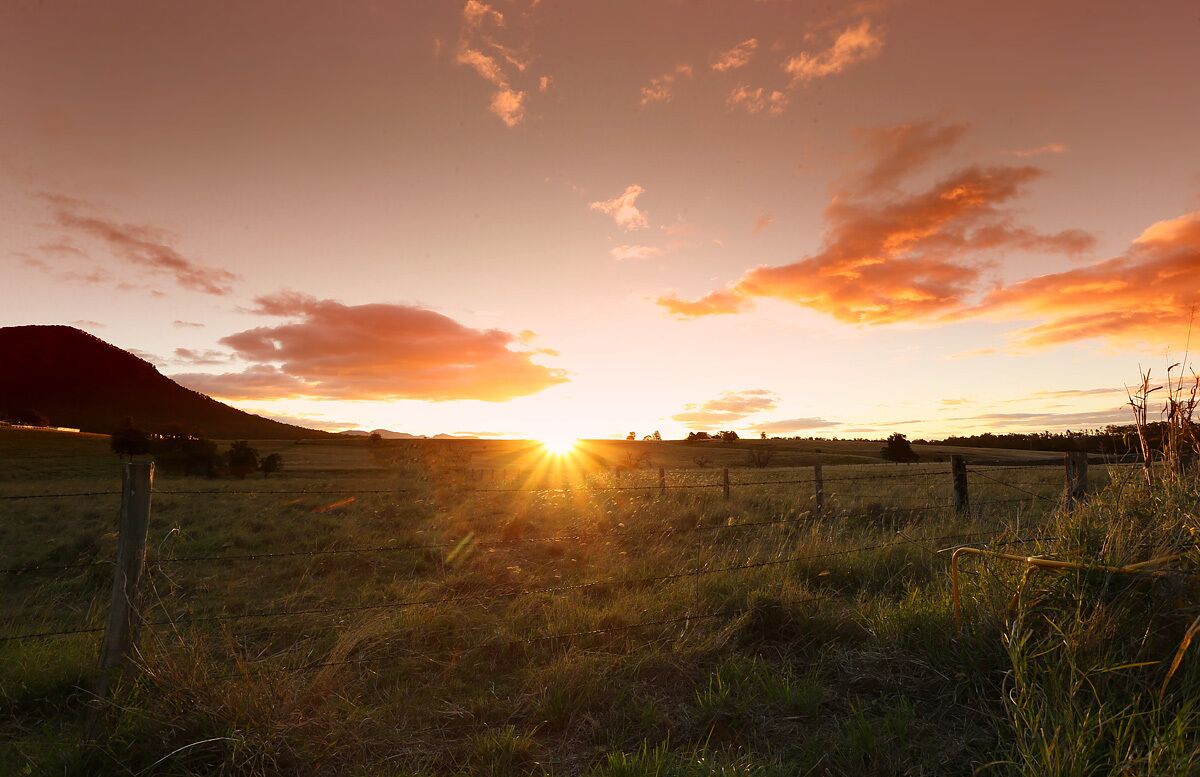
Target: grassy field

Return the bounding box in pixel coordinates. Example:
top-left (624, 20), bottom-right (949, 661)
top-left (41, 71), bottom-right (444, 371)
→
top-left (1, 427), bottom-right (1197, 776)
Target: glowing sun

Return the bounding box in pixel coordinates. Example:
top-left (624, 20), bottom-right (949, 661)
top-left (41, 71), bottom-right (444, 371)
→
top-left (538, 434), bottom-right (578, 456)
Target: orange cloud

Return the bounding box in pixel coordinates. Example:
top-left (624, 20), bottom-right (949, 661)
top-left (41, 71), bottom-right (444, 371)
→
top-left (590, 184), bottom-right (649, 230)
top-left (751, 417), bottom-right (840, 433)
top-left (659, 288), bottom-right (752, 318)
top-left (454, 0), bottom-right (535, 127)
top-left (753, 215), bottom-right (774, 233)
top-left (175, 292), bottom-right (567, 401)
top-left (712, 38), bottom-right (758, 72)
top-left (640, 64), bottom-right (693, 107)
top-left (1014, 142), bottom-right (1068, 158)
top-left (784, 19), bottom-right (884, 83)
top-left (660, 122), bottom-right (1092, 324)
top-left (38, 194), bottom-right (237, 295)
top-left (974, 211), bottom-right (1200, 348)
top-left (727, 84), bottom-right (789, 115)
top-left (672, 389), bottom-right (779, 427)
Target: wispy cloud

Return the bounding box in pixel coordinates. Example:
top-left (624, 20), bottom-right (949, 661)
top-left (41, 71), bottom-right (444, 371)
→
top-left (726, 84), bottom-right (788, 115)
top-left (640, 64), bottom-right (694, 107)
top-left (750, 417), bottom-right (840, 433)
top-left (712, 38), bottom-right (758, 72)
top-left (610, 244), bottom-right (663, 261)
top-left (454, 0), bottom-right (541, 127)
top-left (1014, 142), bottom-right (1068, 158)
top-left (671, 389), bottom-right (779, 428)
top-left (753, 215), bottom-right (775, 233)
top-left (783, 19), bottom-right (884, 83)
top-left (37, 193), bottom-right (237, 295)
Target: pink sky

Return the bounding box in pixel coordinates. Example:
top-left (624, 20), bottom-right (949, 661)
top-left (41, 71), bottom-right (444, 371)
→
top-left (2, 1), bottom-right (1198, 438)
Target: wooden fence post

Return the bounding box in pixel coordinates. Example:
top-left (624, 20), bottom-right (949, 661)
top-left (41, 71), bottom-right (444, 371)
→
top-left (951, 455), bottom-right (969, 517)
top-left (813, 462), bottom-right (824, 516)
top-left (658, 467), bottom-right (666, 495)
top-left (98, 461), bottom-right (153, 692)
top-left (1065, 451), bottom-right (1088, 507)
top-left (722, 468), bottom-right (730, 499)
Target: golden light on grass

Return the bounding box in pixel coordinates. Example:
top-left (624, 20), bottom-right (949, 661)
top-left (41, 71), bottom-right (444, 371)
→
top-left (537, 433), bottom-right (578, 456)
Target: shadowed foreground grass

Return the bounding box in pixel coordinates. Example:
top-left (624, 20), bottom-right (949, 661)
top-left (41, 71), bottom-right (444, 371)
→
top-left (0, 434), bottom-right (1196, 775)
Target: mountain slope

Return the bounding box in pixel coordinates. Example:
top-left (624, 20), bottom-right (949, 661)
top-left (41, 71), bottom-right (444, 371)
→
top-left (0, 325), bottom-right (326, 439)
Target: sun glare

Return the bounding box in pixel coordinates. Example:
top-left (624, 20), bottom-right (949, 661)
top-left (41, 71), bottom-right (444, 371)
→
top-left (538, 434), bottom-right (578, 456)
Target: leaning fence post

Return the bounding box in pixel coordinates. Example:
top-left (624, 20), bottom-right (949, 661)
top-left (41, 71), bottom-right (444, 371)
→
top-left (813, 462), bottom-right (824, 516)
top-left (951, 455), bottom-right (969, 517)
top-left (98, 461), bottom-right (153, 693)
top-left (722, 467), bottom-right (730, 499)
top-left (658, 467), bottom-right (666, 496)
top-left (1065, 451), bottom-right (1088, 507)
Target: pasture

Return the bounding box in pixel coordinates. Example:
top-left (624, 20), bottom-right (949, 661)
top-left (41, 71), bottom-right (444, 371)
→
top-left (2, 427), bottom-right (1197, 776)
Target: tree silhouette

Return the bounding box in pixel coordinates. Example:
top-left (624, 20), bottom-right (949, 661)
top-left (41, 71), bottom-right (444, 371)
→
top-left (110, 418), bottom-right (151, 460)
top-left (626, 431), bottom-right (636, 441)
top-left (261, 452), bottom-right (284, 477)
top-left (226, 440), bottom-right (260, 478)
top-left (6, 408), bottom-right (49, 427)
top-left (880, 432), bottom-right (920, 463)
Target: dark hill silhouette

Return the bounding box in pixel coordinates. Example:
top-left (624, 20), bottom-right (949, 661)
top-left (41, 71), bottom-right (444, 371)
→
top-left (0, 325), bottom-right (326, 439)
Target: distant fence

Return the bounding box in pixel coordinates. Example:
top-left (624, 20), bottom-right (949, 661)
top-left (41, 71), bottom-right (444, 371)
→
top-left (0, 452), bottom-right (1127, 716)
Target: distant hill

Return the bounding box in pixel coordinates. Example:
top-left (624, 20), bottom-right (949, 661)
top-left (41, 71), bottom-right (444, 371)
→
top-left (0, 325), bottom-right (327, 439)
top-left (340, 429), bottom-right (422, 439)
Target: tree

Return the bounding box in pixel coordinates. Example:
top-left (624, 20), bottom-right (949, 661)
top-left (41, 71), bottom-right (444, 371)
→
top-left (651, 430), bottom-right (662, 441)
top-left (746, 448), bottom-right (775, 468)
top-left (261, 452), bottom-right (284, 477)
top-left (880, 432), bottom-right (920, 463)
top-left (111, 418), bottom-right (151, 460)
top-left (226, 440), bottom-right (260, 478)
top-left (716, 430), bottom-right (740, 442)
top-left (686, 431), bottom-right (711, 443)
top-left (760, 431), bottom-right (767, 440)
top-left (626, 432), bottom-right (637, 441)
top-left (6, 408), bottom-right (49, 427)
top-left (369, 432), bottom-right (383, 444)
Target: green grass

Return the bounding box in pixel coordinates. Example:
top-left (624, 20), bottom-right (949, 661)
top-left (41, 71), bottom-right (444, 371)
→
top-left (0, 428), bottom-right (1194, 776)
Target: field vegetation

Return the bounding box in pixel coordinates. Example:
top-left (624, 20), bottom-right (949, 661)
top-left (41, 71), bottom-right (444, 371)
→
top-left (1, 424), bottom-right (1198, 776)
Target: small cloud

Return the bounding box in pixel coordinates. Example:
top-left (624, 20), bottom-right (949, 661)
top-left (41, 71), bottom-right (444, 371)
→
top-left (71, 319), bottom-right (103, 328)
top-left (711, 38), bottom-right (758, 72)
top-left (751, 417), bottom-right (840, 433)
top-left (590, 184), bottom-right (649, 230)
top-left (640, 64), bottom-right (693, 107)
top-left (727, 84), bottom-right (789, 115)
top-left (489, 86), bottom-right (526, 127)
top-left (1014, 142), bottom-right (1068, 158)
top-left (783, 19), bottom-right (884, 83)
top-left (611, 244), bottom-right (663, 261)
top-left (753, 215), bottom-right (774, 233)
top-left (173, 320), bottom-right (205, 329)
top-left (672, 389), bottom-right (779, 428)
top-left (538, 75), bottom-right (552, 92)
top-left (658, 288), bottom-right (753, 318)
top-left (173, 347), bottom-right (233, 366)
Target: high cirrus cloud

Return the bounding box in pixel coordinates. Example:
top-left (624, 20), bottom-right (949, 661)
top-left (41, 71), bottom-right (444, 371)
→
top-left (671, 389), bottom-right (779, 427)
top-left (784, 19), bottom-right (884, 83)
top-left (173, 292), bottom-right (567, 401)
top-left (37, 193), bottom-right (238, 295)
top-left (659, 121), bottom-right (1094, 324)
top-left (712, 38), bottom-right (758, 72)
top-left (971, 211), bottom-right (1200, 349)
top-left (640, 64), bottom-right (694, 107)
top-left (454, 0), bottom-right (543, 128)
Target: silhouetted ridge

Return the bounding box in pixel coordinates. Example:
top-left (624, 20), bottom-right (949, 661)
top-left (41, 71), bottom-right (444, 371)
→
top-left (0, 325), bottom-right (325, 439)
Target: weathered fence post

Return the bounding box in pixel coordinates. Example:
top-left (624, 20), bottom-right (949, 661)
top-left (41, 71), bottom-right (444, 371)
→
top-left (951, 455), bottom-right (969, 517)
top-left (658, 467), bottom-right (666, 496)
top-left (98, 461), bottom-right (153, 692)
top-left (722, 467), bottom-right (730, 499)
top-left (813, 462), bottom-right (824, 516)
top-left (1065, 451), bottom-right (1088, 507)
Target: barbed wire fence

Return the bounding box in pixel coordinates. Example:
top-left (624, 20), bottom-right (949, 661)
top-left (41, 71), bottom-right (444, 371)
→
top-left (0, 453), bottom-right (1119, 712)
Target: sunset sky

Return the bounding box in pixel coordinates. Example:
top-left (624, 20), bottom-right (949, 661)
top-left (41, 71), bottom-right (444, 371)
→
top-left (3, 0), bottom-right (1198, 439)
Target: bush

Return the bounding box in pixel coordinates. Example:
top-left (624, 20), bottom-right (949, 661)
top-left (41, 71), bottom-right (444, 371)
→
top-left (261, 453), bottom-right (283, 477)
top-left (110, 418), bottom-right (152, 460)
top-left (225, 440), bottom-right (260, 479)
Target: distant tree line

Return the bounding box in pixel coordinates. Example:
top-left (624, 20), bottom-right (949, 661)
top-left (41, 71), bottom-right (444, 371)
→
top-left (110, 418), bottom-right (282, 478)
top-left (922, 426), bottom-right (1158, 456)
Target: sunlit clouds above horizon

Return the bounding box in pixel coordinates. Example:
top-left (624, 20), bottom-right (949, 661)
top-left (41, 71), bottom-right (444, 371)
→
top-left (2, 0), bottom-right (1198, 439)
